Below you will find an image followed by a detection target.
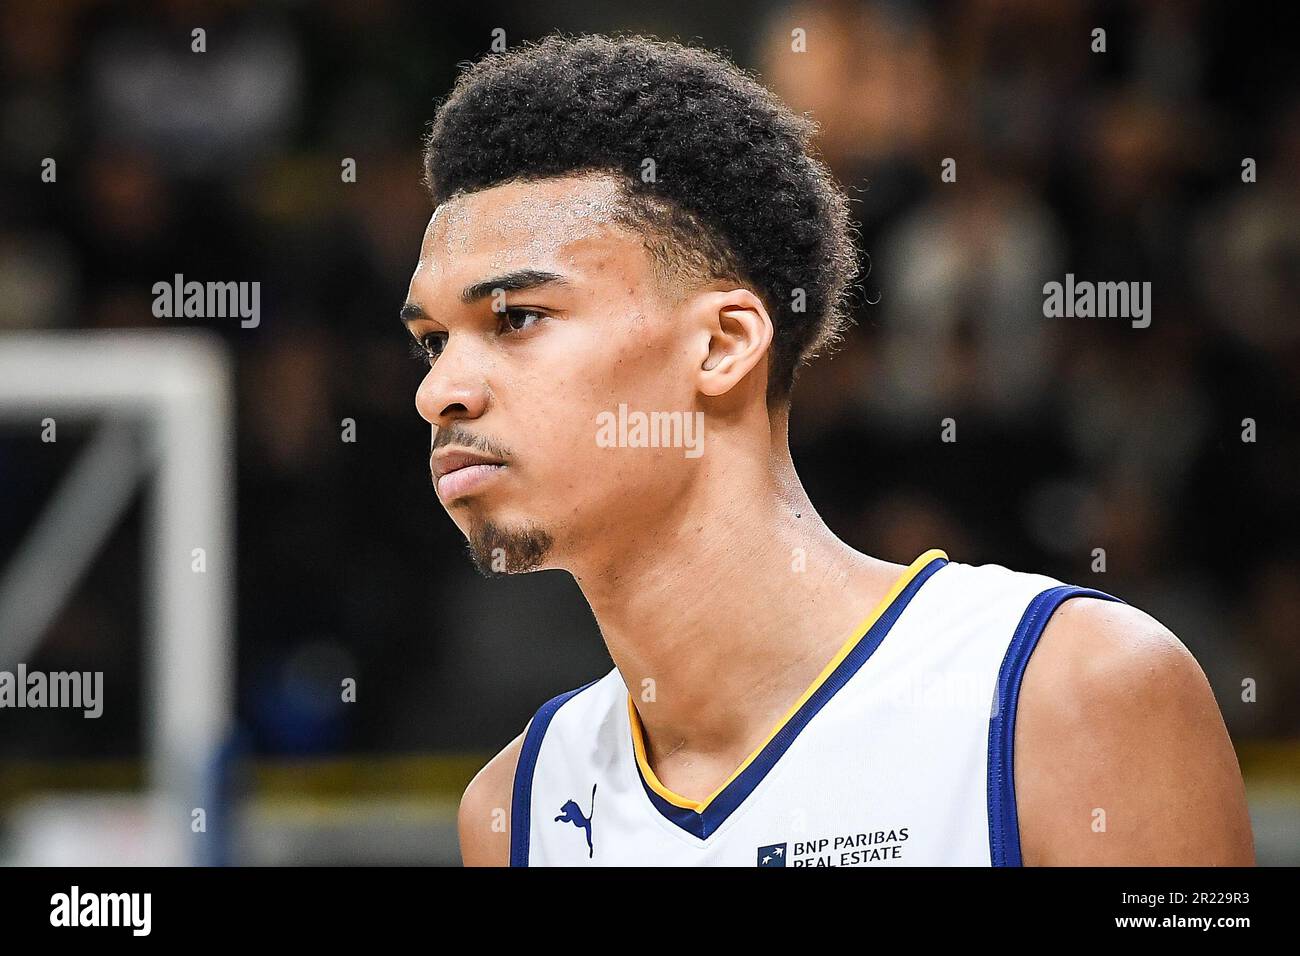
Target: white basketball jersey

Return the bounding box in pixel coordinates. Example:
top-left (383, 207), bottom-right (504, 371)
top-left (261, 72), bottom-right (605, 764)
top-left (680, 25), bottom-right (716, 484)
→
top-left (509, 549), bottom-right (1121, 866)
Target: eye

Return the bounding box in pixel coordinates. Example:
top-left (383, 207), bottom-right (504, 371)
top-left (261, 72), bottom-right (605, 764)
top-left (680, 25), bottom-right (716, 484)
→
top-left (409, 331), bottom-right (447, 365)
top-left (501, 307), bottom-right (545, 333)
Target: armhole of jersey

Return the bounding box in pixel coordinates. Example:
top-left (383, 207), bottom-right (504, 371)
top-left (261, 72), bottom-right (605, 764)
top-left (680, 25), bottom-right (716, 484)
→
top-left (508, 679), bottom-right (602, 867)
top-left (987, 585), bottom-right (1124, 867)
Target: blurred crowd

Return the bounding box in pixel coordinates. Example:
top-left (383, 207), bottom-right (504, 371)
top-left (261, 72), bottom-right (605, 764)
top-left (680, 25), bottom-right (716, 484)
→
top-left (0, 0), bottom-right (1295, 767)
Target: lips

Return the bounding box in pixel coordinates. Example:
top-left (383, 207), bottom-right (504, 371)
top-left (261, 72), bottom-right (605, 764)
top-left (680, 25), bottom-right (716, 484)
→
top-left (431, 448), bottom-right (506, 502)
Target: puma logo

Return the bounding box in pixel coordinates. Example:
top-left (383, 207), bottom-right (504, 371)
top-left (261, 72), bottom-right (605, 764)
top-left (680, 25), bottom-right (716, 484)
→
top-left (554, 783), bottom-right (597, 858)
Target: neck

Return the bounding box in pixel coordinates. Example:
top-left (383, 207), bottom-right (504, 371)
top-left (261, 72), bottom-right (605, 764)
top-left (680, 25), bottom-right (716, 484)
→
top-left (568, 411), bottom-right (912, 797)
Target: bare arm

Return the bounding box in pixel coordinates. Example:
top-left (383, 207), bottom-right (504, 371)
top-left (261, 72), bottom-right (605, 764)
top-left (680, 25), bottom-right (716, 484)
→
top-left (457, 731), bottom-right (525, 867)
top-left (1014, 597), bottom-right (1255, 865)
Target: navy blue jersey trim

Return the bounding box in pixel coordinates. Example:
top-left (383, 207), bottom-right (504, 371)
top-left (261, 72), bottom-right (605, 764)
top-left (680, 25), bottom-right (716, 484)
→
top-left (508, 678), bottom-right (602, 867)
top-left (987, 585), bottom-right (1124, 867)
top-left (639, 554), bottom-right (949, 841)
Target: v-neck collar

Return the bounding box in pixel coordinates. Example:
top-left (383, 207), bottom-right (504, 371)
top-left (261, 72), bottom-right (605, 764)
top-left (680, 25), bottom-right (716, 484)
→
top-left (625, 549), bottom-right (949, 840)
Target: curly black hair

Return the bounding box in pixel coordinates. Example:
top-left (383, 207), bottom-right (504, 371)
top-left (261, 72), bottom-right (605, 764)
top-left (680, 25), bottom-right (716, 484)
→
top-left (422, 33), bottom-right (857, 401)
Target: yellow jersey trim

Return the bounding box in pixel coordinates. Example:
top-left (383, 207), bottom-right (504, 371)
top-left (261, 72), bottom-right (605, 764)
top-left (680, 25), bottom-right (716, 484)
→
top-left (626, 548), bottom-right (950, 813)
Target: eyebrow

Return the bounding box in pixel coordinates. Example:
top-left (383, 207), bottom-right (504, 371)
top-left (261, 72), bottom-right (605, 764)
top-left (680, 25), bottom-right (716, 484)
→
top-left (400, 269), bottom-right (569, 327)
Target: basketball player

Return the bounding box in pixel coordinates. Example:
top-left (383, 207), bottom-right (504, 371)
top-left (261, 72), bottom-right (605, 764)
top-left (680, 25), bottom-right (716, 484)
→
top-left (401, 35), bottom-right (1255, 866)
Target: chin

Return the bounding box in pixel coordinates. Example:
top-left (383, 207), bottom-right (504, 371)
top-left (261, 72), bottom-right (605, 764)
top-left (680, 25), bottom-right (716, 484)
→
top-left (462, 515), bottom-right (556, 577)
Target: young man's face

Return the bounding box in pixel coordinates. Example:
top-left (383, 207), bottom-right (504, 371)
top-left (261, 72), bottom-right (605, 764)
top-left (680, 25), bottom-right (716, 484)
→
top-left (402, 174), bottom-right (708, 575)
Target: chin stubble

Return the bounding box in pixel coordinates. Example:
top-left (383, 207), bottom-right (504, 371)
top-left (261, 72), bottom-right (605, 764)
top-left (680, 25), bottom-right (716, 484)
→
top-left (465, 519), bottom-right (555, 576)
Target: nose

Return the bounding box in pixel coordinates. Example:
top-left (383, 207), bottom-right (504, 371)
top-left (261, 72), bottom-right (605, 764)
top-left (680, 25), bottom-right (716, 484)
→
top-left (414, 341), bottom-right (489, 427)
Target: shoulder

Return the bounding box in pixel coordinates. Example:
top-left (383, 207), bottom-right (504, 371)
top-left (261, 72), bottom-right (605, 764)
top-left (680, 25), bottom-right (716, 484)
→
top-left (458, 671), bottom-right (618, 867)
top-left (1012, 594), bottom-right (1256, 865)
top-left (454, 733), bottom-right (520, 868)
top-left (458, 731), bottom-right (525, 867)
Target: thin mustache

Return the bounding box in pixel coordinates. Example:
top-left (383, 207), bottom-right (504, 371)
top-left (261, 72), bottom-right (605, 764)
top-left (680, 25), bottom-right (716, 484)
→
top-left (430, 428), bottom-right (510, 462)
